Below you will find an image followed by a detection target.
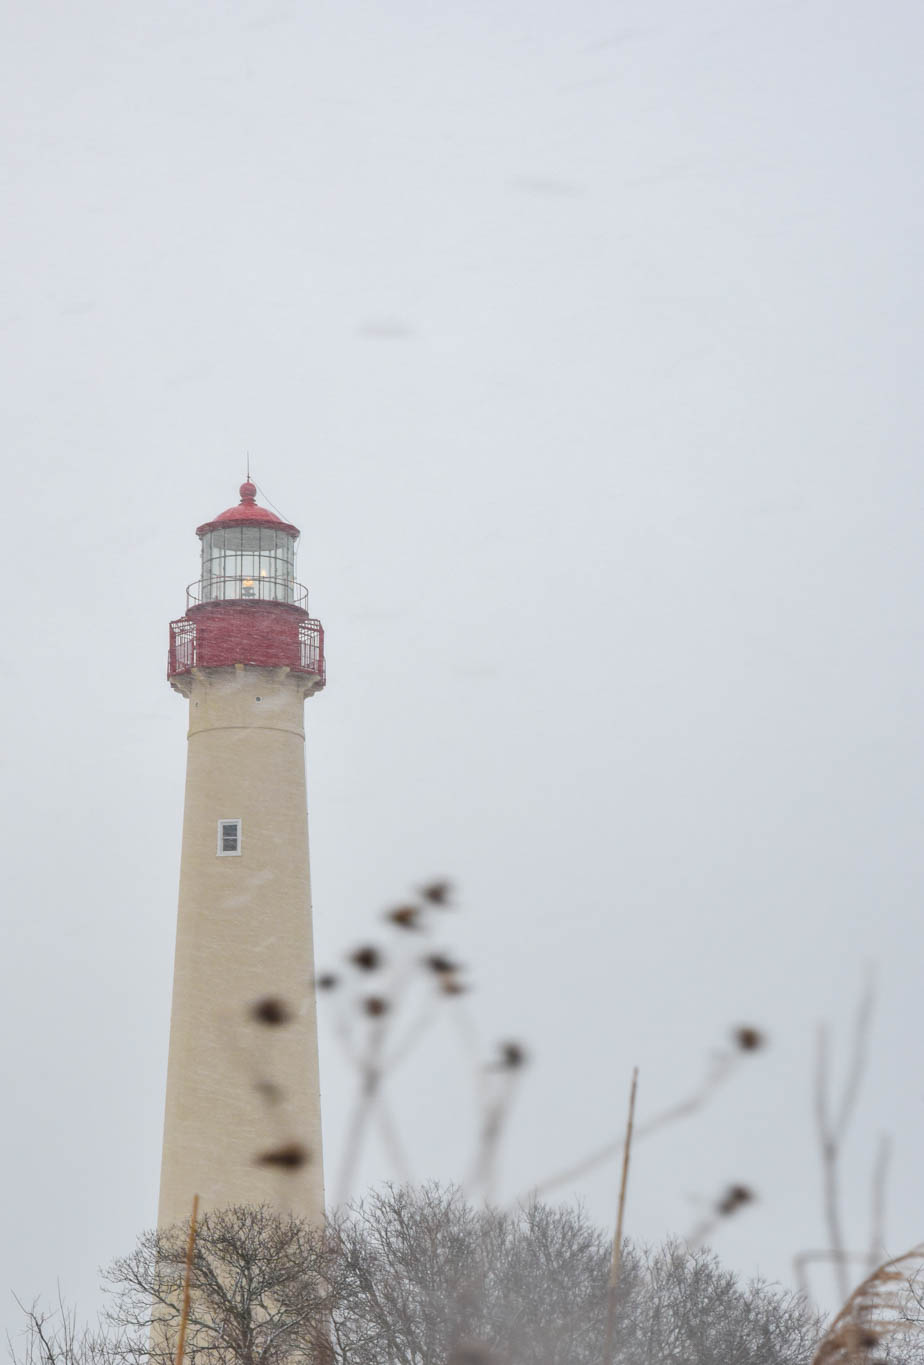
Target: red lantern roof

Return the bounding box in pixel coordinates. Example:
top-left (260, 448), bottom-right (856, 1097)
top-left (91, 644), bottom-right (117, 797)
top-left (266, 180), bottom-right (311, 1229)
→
top-left (196, 481), bottom-right (299, 538)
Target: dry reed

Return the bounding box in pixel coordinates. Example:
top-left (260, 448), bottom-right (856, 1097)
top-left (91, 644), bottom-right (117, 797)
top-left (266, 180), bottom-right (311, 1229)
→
top-left (602, 1067), bottom-right (638, 1365)
top-left (811, 1243), bottom-right (924, 1364)
top-left (315, 879), bottom-right (767, 1227)
top-left (173, 1193), bottom-right (199, 1365)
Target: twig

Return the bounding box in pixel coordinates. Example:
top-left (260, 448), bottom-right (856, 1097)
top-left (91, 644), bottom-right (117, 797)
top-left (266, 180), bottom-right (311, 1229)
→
top-left (603, 1068), bottom-right (638, 1365)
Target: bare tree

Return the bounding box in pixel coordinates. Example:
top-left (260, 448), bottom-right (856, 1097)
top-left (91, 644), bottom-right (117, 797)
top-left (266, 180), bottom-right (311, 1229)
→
top-left (330, 1184), bottom-right (820, 1365)
top-left (329, 1185), bottom-right (620, 1365)
top-left (107, 1205), bottom-right (337, 1365)
top-left (629, 1242), bottom-right (819, 1365)
top-left (8, 1294), bottom-right (121, 1365)
top-left (11, 1192), bottom-right (821, 1365)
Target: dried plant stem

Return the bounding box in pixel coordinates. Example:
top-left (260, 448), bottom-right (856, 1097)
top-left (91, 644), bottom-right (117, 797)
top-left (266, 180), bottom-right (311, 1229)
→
top-left (335, 1068), bottom-right (381, 1208)
top-left (835, 982), bottom-right (874, 1138)
top-left (869, 1133), bottom-right (891, 1273)
top-left (330, 1009), bottom-right (362, 1070)
top-left (381, 926), bottom-right (446, 1075)
top-left (603, 1068), bottom-right (638, 1365)
top-left (794, 1250), bottom-right (870, 1304)
top-left (811, 1242), bottom-right (924, 1364)
top-left (521, 1049), bottom-right (736, 1203)
top-left (372, 1092), bottom-right (412, 1184)
top-left (449, 996), bottom-right (490, 1117)
top-left (330, 1008), bottom-right (411, 1193)
top-left (814, 980), bottom-right (875, 1305)
top-left (335, 1021), bottom-right (388, 1206)
top-left (332, 914), bottom-right (458, 1204)
top-left (469, 1070), bottom-right (522, 1203)
top-left (174, 1194), bottom-right (199, 1365)
top-left (384, 991), bottom-right (440, 1072)
top-left (817, 1030), bottom-right (850, 1305)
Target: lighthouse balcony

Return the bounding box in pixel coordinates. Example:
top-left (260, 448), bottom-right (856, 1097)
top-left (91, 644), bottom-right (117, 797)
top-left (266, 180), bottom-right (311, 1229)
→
top-left (168, 604), bottom-right (325, 692)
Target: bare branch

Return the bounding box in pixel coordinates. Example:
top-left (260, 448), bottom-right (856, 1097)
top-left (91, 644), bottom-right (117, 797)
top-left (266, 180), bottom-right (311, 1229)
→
top-left (521, 1047), bottom-right (738, 1203)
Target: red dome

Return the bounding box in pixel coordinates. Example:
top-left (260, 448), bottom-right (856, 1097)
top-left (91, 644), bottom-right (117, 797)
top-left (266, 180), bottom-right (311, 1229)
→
top-left (196, 481), bottom-right (299, 537)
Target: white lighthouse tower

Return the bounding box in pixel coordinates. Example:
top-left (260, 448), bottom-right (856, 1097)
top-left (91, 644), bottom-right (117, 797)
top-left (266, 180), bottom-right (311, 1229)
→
top-left (158, 480), bottom-right (326, 1230)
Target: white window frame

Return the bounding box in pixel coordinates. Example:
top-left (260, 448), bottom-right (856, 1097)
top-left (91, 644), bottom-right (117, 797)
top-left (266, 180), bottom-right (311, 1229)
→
top-left (217, 818), bottom-right (242, 856)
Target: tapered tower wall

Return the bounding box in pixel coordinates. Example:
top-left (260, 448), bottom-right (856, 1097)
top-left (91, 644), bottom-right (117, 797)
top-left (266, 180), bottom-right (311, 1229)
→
top-left (157, 664), bottom-right (324, 1231)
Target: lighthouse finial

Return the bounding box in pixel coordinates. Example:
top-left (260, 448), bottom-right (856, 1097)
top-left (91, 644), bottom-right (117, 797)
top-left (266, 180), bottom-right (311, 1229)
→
top-left (240, 455), bottom-right (257, 504)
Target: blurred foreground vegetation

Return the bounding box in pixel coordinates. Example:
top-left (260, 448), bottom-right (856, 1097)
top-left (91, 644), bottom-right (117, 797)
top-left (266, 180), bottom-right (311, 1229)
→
top-left (12, 1186), bottom-right (823, 1365)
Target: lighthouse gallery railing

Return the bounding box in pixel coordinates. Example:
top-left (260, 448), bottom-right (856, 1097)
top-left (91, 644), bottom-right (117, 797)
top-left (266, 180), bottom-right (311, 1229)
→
top-left (187, 575), bottom-right (309, 609)
top-left (168, 615), bottom-right (325, 683)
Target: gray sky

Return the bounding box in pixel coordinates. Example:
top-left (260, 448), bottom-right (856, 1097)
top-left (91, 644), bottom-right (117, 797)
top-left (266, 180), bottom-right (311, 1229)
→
top-left (2, 0), bottom-right (923, 1335)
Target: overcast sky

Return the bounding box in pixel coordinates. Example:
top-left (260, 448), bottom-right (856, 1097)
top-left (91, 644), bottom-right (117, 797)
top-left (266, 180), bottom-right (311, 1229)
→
top-left (2, 0), bottom-right (923, 1337)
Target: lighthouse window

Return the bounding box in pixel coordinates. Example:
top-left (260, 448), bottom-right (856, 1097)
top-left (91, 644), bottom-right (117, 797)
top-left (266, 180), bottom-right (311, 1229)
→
top-left (217, 819), bottom-right (242, 856)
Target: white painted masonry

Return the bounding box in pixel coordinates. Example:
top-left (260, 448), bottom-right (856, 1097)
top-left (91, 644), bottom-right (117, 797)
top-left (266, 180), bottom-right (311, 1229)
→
top-left (158, 664), bottom-right (324, 1230)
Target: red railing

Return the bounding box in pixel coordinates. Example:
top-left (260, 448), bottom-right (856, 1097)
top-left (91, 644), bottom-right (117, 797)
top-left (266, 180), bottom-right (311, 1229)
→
top-left (170, 618), bottom-right (196, 674)
top-left (168, 611), bottom-right (325, 685)
top-left (299, 619), bottom-right (326, 684)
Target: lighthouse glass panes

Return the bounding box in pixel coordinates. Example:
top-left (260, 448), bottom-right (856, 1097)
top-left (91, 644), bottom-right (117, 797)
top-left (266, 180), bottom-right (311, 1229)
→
top-left (200, 527), bottom-right (296, 603)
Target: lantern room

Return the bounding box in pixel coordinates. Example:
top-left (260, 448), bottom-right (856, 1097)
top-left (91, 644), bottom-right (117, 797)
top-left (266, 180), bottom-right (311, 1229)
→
top-left (167, 480), bottom-right (325, 694)
top-left (193, 479), bottom-right (300, 605)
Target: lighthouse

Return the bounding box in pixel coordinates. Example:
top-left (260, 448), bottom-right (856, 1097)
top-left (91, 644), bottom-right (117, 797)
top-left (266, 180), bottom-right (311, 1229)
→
top-left (158, 480), bottom-right (326, 1230)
